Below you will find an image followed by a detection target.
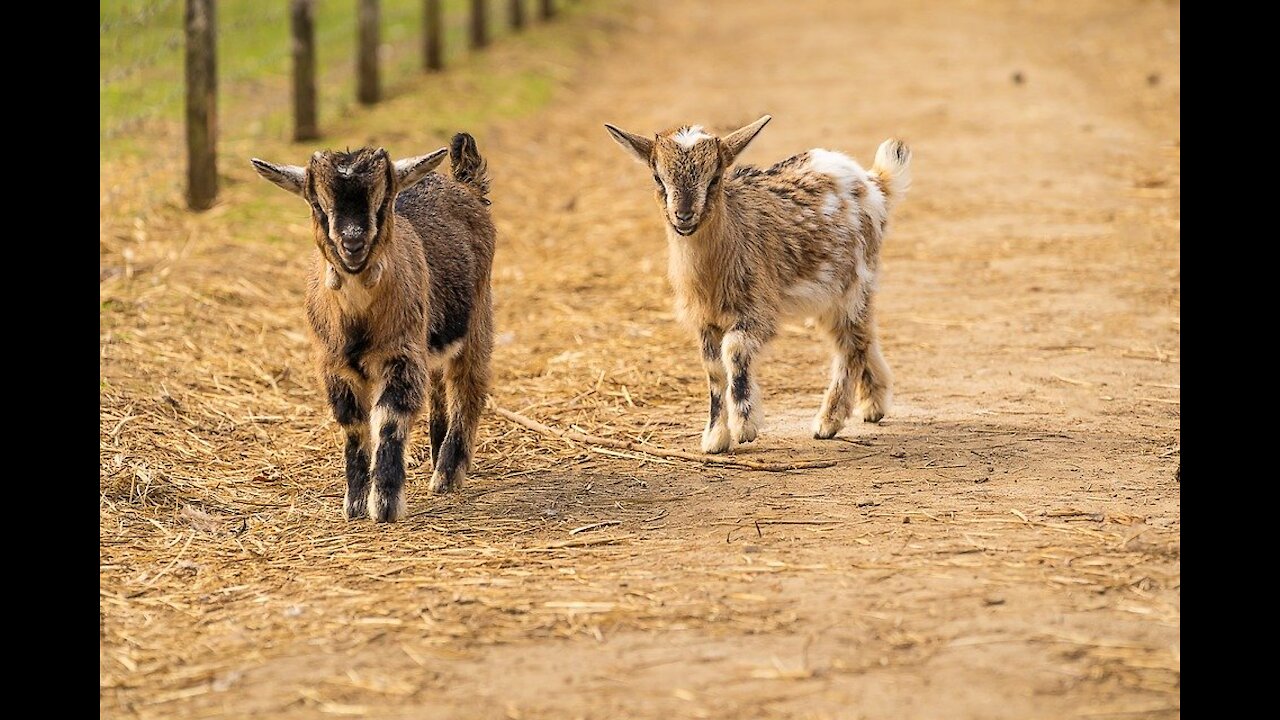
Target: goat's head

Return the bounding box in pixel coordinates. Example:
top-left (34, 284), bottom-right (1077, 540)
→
top-left (604, 115), bottom-right (771, 236)
top-left (251, 146), bottom-right (447, 275)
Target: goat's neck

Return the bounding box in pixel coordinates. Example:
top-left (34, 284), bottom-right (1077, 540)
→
top-left (325, 219), bottom-right (398, 314)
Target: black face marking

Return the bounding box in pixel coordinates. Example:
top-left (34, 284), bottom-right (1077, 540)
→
top-left (332, 176), bottom-right (373, 241)
top-left (342, 319), bottom-right (371, 379)
top-left (378, 356), bottom-right (424, 415)
top-left (327, 377), bottom-right (365, 426)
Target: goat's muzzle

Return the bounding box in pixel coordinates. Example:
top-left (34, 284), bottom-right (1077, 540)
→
top-left (333, 236), bottom-right (372, 273)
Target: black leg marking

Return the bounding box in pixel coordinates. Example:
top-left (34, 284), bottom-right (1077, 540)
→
top-left (344, 433), bottom-right (370, 519)
top-left (326, 377), bottom-right (365, 426)
top-left (432, 430), bottom-right (468, 494)
top-left (377, 356), bottom-right (425, 415)
top-left (428, 371), bottom-right (447, 467)
top-left (708, 390), bottom-right (723, 424)
top-left (731, 361), bottom-right (751, 407)
top-left (430, 414), bottom-right (447, 468)
top-left (371, 422), bottom-right (406, 522)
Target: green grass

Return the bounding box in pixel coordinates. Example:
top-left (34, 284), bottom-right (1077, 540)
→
top-left (100, 0), bottom-right (528, 146)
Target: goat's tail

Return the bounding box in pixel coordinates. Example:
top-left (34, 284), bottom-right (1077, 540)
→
top-left (871, 138), bottom-right (911, 210)
top-left (449, 132), bottom-right (491, 204)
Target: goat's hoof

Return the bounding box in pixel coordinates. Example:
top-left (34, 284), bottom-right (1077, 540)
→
top-left (702, 424), bottom-right (731, 454)
top-left (813, 416), bottom-right (844, 439)
top-left (731, 416), bottom-right (759, 445)
top-left (343, 490), bottom-right (369, 520)
top-left (368, 487), bottom-right (406, 523)
top-left (859, 396), bottom-right (889, 424)
top-left (430, 468), bottom-right (464, 494)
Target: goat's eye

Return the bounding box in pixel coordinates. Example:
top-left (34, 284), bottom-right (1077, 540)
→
top-left (652, 173), bottom-right (663, 187)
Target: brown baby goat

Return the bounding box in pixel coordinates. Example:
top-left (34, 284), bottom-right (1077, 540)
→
top-left (252, 134), bottom-right (494, 522)
top-left (605, 116), bottom-right (911, 452)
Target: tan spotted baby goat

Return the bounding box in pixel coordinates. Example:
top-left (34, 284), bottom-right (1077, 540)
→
top-left (252, 134), bottom-right (494, 522)
top-left (605, 116), bottom-right (911, 453)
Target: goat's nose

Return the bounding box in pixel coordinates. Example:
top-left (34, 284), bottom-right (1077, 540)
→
top-left (339, 227), bottom-right (366, 252)
top-left (675, 210), bottom-right (694, 223)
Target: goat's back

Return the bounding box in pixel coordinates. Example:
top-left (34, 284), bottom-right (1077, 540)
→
top-left (394, 173), bottom-right (496, 352)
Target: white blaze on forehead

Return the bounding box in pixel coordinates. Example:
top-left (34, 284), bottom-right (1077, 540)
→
top-left (673, 125), bottom-right (712, 149)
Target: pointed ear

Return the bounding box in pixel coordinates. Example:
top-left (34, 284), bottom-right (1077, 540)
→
top-left (394, 148), bottom-right (448, 190)
top-left (720, 115), bottom-right (772, 165)
top-left (251, 158), bottom-right (306, 197)
top-left (604, 124), bottom-right (655, 165)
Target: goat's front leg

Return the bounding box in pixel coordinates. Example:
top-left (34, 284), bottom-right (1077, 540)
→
top-left (326, 375), bottom-right (370, 520)
top-left (368, 356), bottom-right (426, 522)
top-left (699, 326), bottom-right (730, 453)
top-left (814, 296), bottom-right (892, 438)
top-left (722, 320), bottom-right (772, 446)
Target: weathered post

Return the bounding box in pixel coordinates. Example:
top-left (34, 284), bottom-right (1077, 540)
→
top-left (291, 0), bottom-right (319, 141)
top-left (185, 0), bottom-right (217, 210)
top-left (470, 0), bottom-right (488, 49)
top-left (424, 0), bottom-right (443, 71)
top-left (357, 0), bottom-right (380, 105)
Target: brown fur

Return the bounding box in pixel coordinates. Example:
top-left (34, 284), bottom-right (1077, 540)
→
top-left (605, 117), bottom-right (911, 452)
top-left (252, 136), bottom-right (495, 521)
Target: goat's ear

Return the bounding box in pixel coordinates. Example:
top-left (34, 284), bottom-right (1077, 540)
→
top-left (393, 148), bottom-right (448, 190)
top-left (604, 124), bottom-right (654, 165)
top-left (720, 115), bottom-right (772, 165)
top-left (251, 159), bottom-right (306, 197)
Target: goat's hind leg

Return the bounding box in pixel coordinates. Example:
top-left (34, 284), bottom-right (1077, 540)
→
top-left (427, 368), bottom-right (447, 466)
top-left (813, 309), bottom-right (859, 439)
top-left (854, 295), bottom-right (892, 423)
top-left (368, 356), bottom-right (427, 522)
top-left (326, 375), bottom-right (371, 519)
top-left (432, 334), bottom-right (491, 494)
top-left (813, 297), bottom-right (892, 438)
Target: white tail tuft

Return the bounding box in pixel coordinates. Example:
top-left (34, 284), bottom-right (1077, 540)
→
top-left (871, 138), bottom-right (912, 209)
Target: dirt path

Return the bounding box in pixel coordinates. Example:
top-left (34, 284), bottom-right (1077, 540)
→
top-left (100, 1), bottom-right (1179, 717)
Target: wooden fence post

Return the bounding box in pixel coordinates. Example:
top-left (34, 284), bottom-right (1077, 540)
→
top-left (185, 0), bottom-right (217, 210)
top-left (539, 0), bottom-right (554, 21)
top-left (357, 0), bottom-right (380, 105)
top-left (423, 0), bottom-right (443, 71)
top-left (470, 0), bottom-right (488, 49)
top-left (510, 0), bottom-right (525, 31)
top-left (291, 0), bottom-right (318, 141)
